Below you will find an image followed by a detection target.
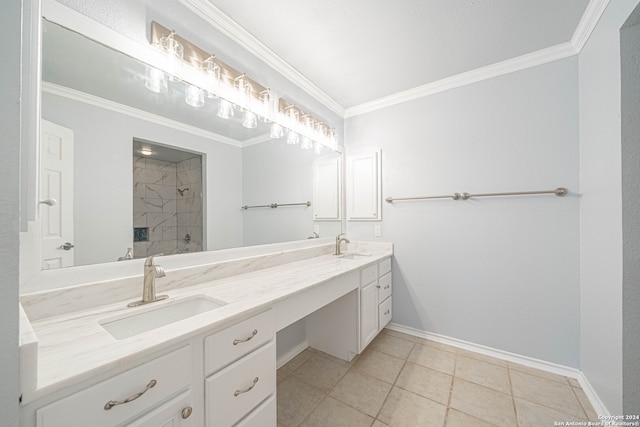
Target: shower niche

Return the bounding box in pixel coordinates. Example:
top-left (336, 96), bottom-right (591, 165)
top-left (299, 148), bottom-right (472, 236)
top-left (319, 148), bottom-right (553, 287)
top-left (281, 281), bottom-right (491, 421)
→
top-left (132, 139), bottom-right (204, 258)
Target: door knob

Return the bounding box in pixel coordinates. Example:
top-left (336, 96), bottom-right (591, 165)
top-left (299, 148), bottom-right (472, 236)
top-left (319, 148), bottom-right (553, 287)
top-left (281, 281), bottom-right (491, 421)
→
top-left (58, 242), bottom-right (74, 250)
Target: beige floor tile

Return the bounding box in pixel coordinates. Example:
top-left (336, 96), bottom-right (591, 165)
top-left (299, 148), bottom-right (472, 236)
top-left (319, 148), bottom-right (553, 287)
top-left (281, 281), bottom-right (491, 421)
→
top-left (314, 349), bottom-right (359, 367)
top-left (508, 362), bottom-right (569, 384)
top-left (407, 343), bottom-right (456, 374)
top-left (572, 386), bottom-right (599, 421)
top-left (369, 333), bottom-right (415, 360)
top-left (301, 396), bottom-right (374, 427)
top-left (510, 370), bottom-right (585, 418)
top-left (456, 348), bottom-right (508, 367)
top-left (378, 386), bottom-right (447, 427)
top-left (395, 362), bottom-right (453, 405)
top-left (382, 328), bottom-right (423, 343)
top-left (330, 370), bottom-right (392, 417)
top-left (293, 354), bottom-right (350, 392)
top-left (454, 355), bottom-right (510, 394)
top-left (278, 348), bottom-right (316, 378)
top-left (353, 349), bottom-right (405, 384)
top-left (415, 338), bottom-right (460, 353)
top-left (372, 421), bottom-right (391, 427)
top-left (515, 397), bottom-right (586, 427)
top-left (445, 409), bottom-right (498, 427)
top-left (277, 376), bottom-right (325, 427)
top-left (449, 378), bottom-right (516, 427)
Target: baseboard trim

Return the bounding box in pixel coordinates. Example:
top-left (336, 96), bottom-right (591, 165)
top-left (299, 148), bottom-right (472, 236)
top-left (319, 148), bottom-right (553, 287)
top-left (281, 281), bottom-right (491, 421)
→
top-left (386, 322), bottom-right (610, 416)
top-left (276, 339), bottom-right (309, 369)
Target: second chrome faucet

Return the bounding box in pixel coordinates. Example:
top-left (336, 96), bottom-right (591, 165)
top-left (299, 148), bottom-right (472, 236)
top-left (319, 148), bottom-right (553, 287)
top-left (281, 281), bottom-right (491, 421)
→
top-left (335, 234), bottom-right (350, 256)
top-left (128, 254), bottom-right (168, 307)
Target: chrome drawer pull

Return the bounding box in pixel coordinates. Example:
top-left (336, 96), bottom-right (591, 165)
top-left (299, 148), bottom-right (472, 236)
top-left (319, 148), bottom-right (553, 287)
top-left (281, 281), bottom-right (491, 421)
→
top-left (384, 309), bottom-right (390, 315)
top-left (104, 379), bottom-right (157, 410)
top-left (384, 285), bottom-right (390, 289)
top-left (233, 329), bottom-right (258, 345)
top-left (234, 377), bottom-right (259, 397)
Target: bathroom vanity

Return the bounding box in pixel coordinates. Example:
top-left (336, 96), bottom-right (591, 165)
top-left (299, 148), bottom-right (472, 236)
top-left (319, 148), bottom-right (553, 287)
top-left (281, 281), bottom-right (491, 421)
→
top-left (19, 241), bottom-right (393, 426)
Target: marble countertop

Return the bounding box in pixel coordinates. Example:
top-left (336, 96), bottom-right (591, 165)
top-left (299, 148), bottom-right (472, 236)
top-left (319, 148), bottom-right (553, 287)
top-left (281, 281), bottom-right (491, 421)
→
top-left (20, 242), bottom-right (392, 403)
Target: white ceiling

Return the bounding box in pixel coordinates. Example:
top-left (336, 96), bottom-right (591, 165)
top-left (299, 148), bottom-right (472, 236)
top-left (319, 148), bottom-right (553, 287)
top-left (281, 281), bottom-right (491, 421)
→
top-left (205, 0), bottom-right (591, 111)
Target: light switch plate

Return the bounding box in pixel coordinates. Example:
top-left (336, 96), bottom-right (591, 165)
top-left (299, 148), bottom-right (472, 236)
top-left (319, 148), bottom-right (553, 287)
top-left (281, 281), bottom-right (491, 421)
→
top-left (374, 225), bottom-right (381, 237)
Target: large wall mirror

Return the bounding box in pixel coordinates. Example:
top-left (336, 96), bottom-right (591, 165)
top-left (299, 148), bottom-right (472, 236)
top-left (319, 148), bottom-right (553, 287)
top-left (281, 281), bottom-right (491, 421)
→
top-left (20, 16), bottom-right (343, 287)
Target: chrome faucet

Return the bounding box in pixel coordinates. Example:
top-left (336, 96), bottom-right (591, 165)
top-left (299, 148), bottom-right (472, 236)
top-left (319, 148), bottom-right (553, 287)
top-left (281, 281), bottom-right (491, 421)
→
top-left (128, 254), bottom-right (168, 307)
top-left (335, 234), bottom-right (350, 256)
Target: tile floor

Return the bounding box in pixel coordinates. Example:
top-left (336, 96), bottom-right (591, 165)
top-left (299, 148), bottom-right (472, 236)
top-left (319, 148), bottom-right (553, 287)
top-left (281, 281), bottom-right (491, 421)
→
top-left (276, 329), bottom-right (598, 427)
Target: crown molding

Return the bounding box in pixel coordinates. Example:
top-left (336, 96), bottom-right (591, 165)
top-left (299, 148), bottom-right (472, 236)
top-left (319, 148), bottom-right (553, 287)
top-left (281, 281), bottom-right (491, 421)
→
top-left (341, 0), bottom-right (608, 118)
top-left (42, 82), bottom-right (244, 147)
top-left (571, 0), bottom-right (611, 52)
top-left (178, 0), bottom-right (346, 118)
top-left (345, 42), bottom-right (578, 118)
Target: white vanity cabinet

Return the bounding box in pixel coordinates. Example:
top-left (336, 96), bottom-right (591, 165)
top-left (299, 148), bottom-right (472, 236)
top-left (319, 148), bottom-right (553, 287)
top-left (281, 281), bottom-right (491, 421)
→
top-left (360, 257), bottom-right (393, 351)
top-left (203, 310), bottom-right (276, 427)
top-left (33, 345), bottom-right (194, 427)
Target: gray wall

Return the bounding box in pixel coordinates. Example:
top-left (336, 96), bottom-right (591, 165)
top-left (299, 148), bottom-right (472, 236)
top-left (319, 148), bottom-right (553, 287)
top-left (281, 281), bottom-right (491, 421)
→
top-left (242, 143), bottom-right (341, 245)
top-left (346, 57), bottom-right (580, 367)
top-left (579, 0), bottom-right (640, 413)
top-left (0, 0), bottom-right (21, 423)
top-left (621, 4), bottom-right (640, 415)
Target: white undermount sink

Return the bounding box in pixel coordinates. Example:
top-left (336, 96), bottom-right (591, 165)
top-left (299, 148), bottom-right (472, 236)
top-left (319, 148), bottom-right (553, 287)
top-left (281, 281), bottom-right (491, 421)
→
top-left (100, 296), bottom-right (226, 340)
top-left (335, 252), bottom-right (372, 259)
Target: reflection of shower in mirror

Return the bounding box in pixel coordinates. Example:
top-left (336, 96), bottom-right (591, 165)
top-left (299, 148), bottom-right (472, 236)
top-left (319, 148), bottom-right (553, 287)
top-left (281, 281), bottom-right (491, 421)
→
top-left (133, 139), bottom-right (203, 258)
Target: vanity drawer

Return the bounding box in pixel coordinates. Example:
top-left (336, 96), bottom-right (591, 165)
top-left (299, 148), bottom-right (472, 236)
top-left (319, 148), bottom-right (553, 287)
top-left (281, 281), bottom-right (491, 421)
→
top-left (379, 297), bottom-right (392, 330)
top-left (360, 264), bottom-right (378, 287)
top-left (204, 309), bottom-right (274, 376)
top-left (235, 395), bottom-right (276, 427)
top-left (205, 341), bottom-right (276, 427)
top-left (36, 345), bottom-right (192, 427)
top-left (378, 257), bottom-right (391, 276)
top-left (379, 272), bottom-right (392, 301)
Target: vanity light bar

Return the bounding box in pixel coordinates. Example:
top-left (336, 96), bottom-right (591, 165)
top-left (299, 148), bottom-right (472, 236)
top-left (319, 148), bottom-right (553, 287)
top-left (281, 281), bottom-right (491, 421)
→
top-left (149, 21), bottom-right (337, 150)
top-left (149, 21), bottom-right (268, 101)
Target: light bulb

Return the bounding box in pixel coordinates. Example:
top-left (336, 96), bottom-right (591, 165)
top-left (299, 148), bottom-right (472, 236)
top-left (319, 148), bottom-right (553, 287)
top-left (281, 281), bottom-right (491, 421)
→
top-left (301, 137), bottom-right (313, 150)
top-left (203, 56), bottom-right (220, 98)
top-left (217, 99), bottom-right (234, 120)
top-left (270, 123), bottom-right (284, 139)
top-left (242, 111), bottom-right (258, 129)
top-left (185, 84), bottom-right (204, 108)
top-left (159, 33), bottom-right (183, 81)
top-left (287, 130), bottom-right (300, 145)
top-left (145, 67), bottom-right (168, 93)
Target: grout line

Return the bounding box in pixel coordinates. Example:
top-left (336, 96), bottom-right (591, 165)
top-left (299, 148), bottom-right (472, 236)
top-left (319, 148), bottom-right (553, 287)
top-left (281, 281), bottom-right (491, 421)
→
top-left (507, 365), bottom-right (521, 427)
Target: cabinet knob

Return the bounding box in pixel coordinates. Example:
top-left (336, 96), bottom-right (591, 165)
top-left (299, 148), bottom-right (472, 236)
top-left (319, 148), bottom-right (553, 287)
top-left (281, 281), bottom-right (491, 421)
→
top-left (181, 407), bottom-right (193, 419)
top-left (376, 285), bottom-right (381, 289)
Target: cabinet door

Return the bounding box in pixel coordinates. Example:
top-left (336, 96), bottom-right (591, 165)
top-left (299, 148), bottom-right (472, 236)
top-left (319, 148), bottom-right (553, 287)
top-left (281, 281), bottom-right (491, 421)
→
top-left (360, 282), bottom-right (379, 350)
top-left (127, 390), bottom-right (193, 427)
top-left (347, 150), bottom-right (381, 221)
top-left (205, 342), bottom-right (275, 427)
top-left (313, 157), bottom-right (342, 220)
top-left (235, 395), bottom-right (276, 427)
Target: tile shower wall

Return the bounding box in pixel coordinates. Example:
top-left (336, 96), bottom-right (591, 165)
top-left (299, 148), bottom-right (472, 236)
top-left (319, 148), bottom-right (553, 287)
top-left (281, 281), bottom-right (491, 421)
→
top-left (176, 157), bottom-right (203, 254)
top-left (132, 156), bottom-right (202, 258)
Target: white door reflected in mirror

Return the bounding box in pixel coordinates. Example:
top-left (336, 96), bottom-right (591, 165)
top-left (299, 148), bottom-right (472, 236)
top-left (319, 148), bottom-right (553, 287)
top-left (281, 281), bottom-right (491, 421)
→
top-left (40, 120), bottom-right (74, 269)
